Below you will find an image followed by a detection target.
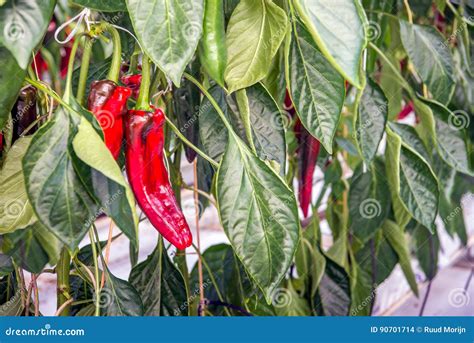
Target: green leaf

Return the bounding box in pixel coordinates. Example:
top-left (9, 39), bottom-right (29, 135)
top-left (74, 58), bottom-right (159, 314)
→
top-left (3, 222), bottom-right (59, 273)
top-left (0, 47), bottom-right (26, 130)
top-left (293, 0), bottom-right (367, 88)
top-left (190, 244), bottom-right (251, 316)
top-left (314, 254), bottom-right (351, 316)
top-left (199, 84), bottom-right (231, 161)
top-left (274, 281), bottom-right (311, 316)
top-left (286, 20), bottom-right (345, 153)
top-left (0, 137), bottom-right (36, 233)
top-left (216, 133), bottom-right (300, 301)
top-left (126, 0), bottom-right (204, 86)
top-left (422, 99), bottom-right (472, 175)
top-left (388, 122), bottom-right (430, 163)
top-left (71, 114), bottom-right (138, 247)
top-left (355, 77), bottom-right (388, 163)
top-left (23, 109), bottom-right (99, 250)
top-left (399, 21), bottom-right (455, 104)
top-left (103, 269), bottom-right (144, 316)
top-left (72, 0), bottom-right (127, 11)
top-left (385, 127), bottom-right (439, 230)
top-left (129, 239), bottom-right (188, 316)
top-left (382, 220), bottom-right (418, 296)
top-left (0, 0), bottom-right (55, 69)
top-left (413, 223), bottom-right (440, 280)
top-left (349, 263), bottom-right (374, 316)
top-left (245, 83), bottom-right (286, 170)
top-left (224, 0), bottom-right (288, 92)
top-left (349, 160), bottom-right (390, 242)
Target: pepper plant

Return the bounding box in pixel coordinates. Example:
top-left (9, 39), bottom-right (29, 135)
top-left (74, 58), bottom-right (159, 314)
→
top-left (0, 0), bottom-right (472, 317)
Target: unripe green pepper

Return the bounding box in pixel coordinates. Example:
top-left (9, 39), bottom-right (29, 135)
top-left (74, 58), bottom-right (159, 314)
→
top-left (199, 0), bottom-right (226, 87)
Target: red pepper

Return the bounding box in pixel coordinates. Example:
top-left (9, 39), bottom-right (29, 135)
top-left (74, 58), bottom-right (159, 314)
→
top-left (121, 74), bottom-right (142, 99)
top-left (87, 80), bottom-right (132, 159)
top-left (397, 101), bottom-right (414, 121)
top-left (287, 91), bottom-right (321, 218)
top-left (298, 127), bottom-right (321, 218)
top-left (125, 106), bottom-right (193, 249)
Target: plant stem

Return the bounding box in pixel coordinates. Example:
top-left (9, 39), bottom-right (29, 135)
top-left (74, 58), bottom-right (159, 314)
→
top-left (136, 55), bottom-right (152, 111)
top-left (403, 0), bottom-right (413, 23)
top-left (165, 117), bottom-right (219, 167)
top-left (76, 36), bottom-right (93, 105)
top-left (105, 25), bottom-right (122, 83)
top-left (63, 33), bottom-right (88, 103)
top-left (194, 160), bottom-right (205, 316)
top-left (183, 73), bottom-right (234, 134)
top-left (88, 229), bottom-right (101, 317)
top-left (56, 247), bottom-right (71, 316)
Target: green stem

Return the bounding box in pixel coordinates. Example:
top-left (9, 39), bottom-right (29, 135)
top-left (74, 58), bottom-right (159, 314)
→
top-left (183, 72), bottom-right (234, 134)
top-left (57, 247), bottom-right (71, 316)
top-left (76, 36), bottom-right (93, 105)
top-left (136, 55), bottom-right (152, 111)
top-left (63, 34), bottom-right (88, 103)
top-left (368, 42), bottom-right (415, 97)
top-left (105, 25), bottom-right (122, 83)
top-left (165, 117), bottom-right (219, 168)
top-left (88, 230), bottom-right (101, 317)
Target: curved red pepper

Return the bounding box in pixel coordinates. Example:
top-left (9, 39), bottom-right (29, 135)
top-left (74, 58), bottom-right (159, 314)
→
top-left (125, 106), bottom-right (193, 250)
top-left (87, 80), bottom-right (132, 159)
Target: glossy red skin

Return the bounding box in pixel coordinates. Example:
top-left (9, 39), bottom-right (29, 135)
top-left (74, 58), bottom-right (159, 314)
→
top-left (87, 80), bottom-right (132, 159)
top-left (125, 107), bottom-right (193, 250)
top-left (298, 130), bottom-right (321, 218)
top-left (121, 74), bottom-right (142, 99)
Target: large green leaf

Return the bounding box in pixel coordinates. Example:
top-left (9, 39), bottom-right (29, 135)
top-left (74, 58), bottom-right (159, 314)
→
top-left (293, 0), bottom-right (367, 88)
top-left (286, 20), bottom-right (345, 153)
top-left (22, 109), bottom-right (99, 250)
top-left (382, 220), bottom-right (418, 296)
top-left (224, 0), bottom-right (288, 92)
top-left (73, 0), bottom-right (127, 11)
top-left (216, 133), bottom-right (300, 301)
top-left (242, 83), bottom-right (286, 170)
top-left (126, 0), bottom-right (204, 86)
top-left (129, 239), bottom-right (188, 316)
top-left (0, 0), bottom-right (55, 69)
top-left (0, 137), bottom-right (36, 233)
top-left (422, 99), bottom-right (472, 175)
top-left (0, 47), bottom-right (26, 130)
top-left (72, 114), bottom-right (138, 247)
top-left (355, 77), bottom-right (388, 164)
top-left (103, 270), bottom-right (144, 316)
top-left (388, 122), bottom-right (430, 163)
top-left (385, 127), bottom-right (439, 230)
top-left (349, 160), bottom-right (390, 242)
top-left (399, 21), bottom-right (455, 104)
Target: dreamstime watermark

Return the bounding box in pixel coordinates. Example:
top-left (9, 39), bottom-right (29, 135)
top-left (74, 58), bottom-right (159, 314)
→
top-left (83, 189), bottom-right (123, 229)
top-left (442, 193), bottom-right (473, 224)
top-left (438, 16), bottom-right (474, 49)
top-left (92, 109), bottom-right (115, 131)
top-left (363, 21), bottom-right (381, 42)
top-left (270, 109), bottom-right (292, 131)
top-left (448, 288), bottom-right (470, 308)
top-left (351, 286), bottom-right (377, 316)
top-left (0, 199), bottom-right (25, 221)
top-left (359, 198), bottom-right (382, 219)
top-left (181, 198), bottom-right (204, 219)
top-left (271, 288), bottom-right (292, 308)
top-left (448, 110), bottom-right (470, 131)
top-left (3, 20), bottom-right (25, 42)
top-left (92, 288), bottom-right (114, 309)
top-left (182, 22), bottom-right (202, 39)
top-left (173, 278), bottom-right (211, 316)
top-left (3, 97), bottom-right (36, 132)
top-left (4, 324), bottom-right (84, 337)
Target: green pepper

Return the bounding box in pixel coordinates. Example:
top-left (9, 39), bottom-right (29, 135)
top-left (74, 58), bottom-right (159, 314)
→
top-left (199, 0), bottom-right (226, 87)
